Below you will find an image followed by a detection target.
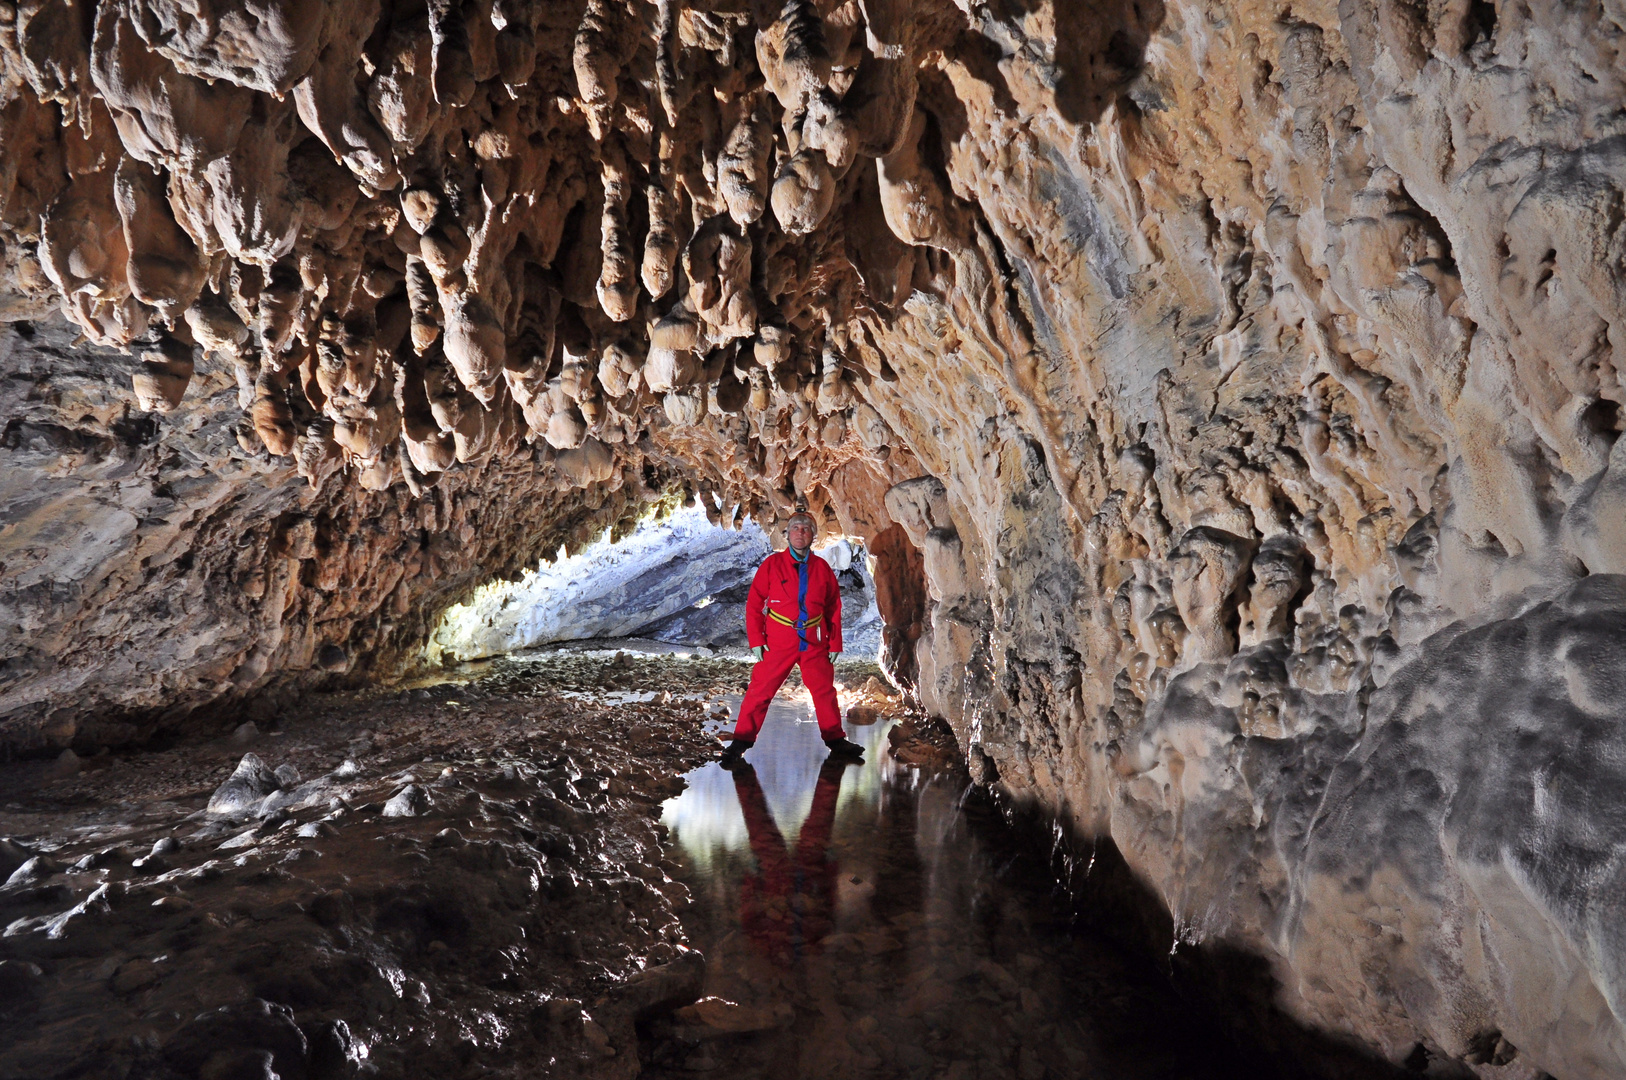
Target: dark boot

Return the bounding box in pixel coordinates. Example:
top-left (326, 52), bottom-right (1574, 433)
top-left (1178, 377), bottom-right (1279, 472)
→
top-left (719, 738), bottom-right (754, 769)
top-left (824, 736), bottom-right (864, 760)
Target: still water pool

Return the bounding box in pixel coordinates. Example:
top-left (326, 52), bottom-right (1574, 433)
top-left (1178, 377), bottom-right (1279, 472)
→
top-left (651, 695), bottom-right (1258, 1080)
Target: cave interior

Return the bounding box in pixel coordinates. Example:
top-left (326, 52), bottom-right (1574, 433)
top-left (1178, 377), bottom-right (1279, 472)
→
top-left (3, 0), bottom-right (1626, 1075)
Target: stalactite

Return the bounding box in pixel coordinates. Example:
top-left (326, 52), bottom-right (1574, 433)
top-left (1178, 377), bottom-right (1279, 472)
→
top-left (596, 136), bottom-right (639, 323)
top-left (427, 0), bottom-right (477, 107)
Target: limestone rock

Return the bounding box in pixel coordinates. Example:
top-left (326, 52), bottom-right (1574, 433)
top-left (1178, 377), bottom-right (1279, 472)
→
top-left (4, 0), bottom-right (1626, 1073)
top-left (207, 753), bottom-right (282, 815)
top-left (381, 783), bottom-right (429, 817)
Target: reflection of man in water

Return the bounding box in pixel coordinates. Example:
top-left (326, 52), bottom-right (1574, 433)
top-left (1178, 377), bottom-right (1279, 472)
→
top-left (731, 759), bottom-right (848, 966)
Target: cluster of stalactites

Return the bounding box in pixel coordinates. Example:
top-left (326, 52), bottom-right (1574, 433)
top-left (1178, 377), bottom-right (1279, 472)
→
top-left (552, 0), bottom-right (955, 444)
top-left (2, 0), bottom-right (957, 499)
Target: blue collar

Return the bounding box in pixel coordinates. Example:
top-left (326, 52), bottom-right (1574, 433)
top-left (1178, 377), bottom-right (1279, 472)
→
top-left (788, 546), bottom-right (810, 564)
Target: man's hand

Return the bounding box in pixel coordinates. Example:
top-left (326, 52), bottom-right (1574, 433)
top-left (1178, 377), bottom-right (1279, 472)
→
top-left (751, 645), bottom-right (766, 663)
top-left (830, 650), bottom-right (841, 660)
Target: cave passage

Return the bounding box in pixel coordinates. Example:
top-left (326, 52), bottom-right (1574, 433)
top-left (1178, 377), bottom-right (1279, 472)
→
top-left (651, 697), bottom-right (1260, 1079)
top-left (3, 0), bottom-right (1625, 1067)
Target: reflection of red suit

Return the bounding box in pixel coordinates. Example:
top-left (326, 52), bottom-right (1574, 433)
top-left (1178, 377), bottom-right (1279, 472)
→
top-left (735, 549), bottom-right (845, 741)
top-left (734, 761), bottom-right (845, 965)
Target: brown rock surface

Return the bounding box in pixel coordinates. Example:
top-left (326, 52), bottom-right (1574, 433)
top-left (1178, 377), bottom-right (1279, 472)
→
top-left (0, 659), bottom-right (720, 1079)
top-left (3, 0), bottom-right (1626, 1074)
top-left (0, 320), bottom-right (659, 754)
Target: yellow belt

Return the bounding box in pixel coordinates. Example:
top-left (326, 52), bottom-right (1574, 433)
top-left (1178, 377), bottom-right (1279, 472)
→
top-left (768, 610), bottom-right (821, 628)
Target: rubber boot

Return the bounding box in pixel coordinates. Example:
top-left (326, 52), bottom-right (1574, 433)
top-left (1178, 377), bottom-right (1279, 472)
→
top-left (824, 736), bottom-right (864, 760)
top-left (720, 738), bottom-right (754, 769)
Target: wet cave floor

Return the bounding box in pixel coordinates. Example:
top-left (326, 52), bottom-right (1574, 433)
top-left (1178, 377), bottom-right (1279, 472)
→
top-left (651, 698), bottom-right (1256, 1080)
top-left (0, 647), bottom-right (1268, 1080)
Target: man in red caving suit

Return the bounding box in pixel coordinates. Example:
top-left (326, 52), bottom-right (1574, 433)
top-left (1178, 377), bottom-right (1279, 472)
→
top-left (720, 509), bottom-right (865, 766)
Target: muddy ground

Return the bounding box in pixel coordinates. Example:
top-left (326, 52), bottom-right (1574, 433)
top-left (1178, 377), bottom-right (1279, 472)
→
top-left (0, 650), bottom-right (907, 1080)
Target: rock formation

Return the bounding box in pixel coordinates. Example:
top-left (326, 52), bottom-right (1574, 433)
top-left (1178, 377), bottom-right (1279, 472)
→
top-left (3, 0), bottom-right (1626, 1074)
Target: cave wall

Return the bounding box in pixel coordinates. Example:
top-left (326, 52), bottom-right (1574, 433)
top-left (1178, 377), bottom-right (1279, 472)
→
top-left (3, 0), bottom-right (1626, 1074)
top-left (0, 320), bottom-right (656, 752)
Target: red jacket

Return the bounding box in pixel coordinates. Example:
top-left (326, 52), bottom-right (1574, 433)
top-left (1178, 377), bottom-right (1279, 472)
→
top-left (746, 549), bottom-right (843, 652)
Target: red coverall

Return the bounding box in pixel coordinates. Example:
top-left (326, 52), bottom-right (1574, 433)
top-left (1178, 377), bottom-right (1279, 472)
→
top-left (734, 547), bottom-right (845, 741)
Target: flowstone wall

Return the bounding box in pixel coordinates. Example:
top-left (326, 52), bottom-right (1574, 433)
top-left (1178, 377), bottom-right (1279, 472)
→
top-left (3, 0), bottom-right (1625, 1073)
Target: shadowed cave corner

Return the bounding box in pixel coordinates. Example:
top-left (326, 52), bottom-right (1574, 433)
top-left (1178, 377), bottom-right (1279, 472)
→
top-left (986, 789), bottom-right (1425, 1080)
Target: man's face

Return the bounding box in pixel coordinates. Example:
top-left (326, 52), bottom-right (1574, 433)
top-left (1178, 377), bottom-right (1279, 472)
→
top-left (787, 520), bottom-right (814, 552)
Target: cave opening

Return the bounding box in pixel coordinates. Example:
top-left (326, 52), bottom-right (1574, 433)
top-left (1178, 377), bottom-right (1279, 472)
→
top-left (424, 503), bottom-right (886, 667)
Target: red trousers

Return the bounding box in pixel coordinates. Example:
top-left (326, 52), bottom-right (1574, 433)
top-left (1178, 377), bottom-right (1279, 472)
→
top-left (734, 626), bottom-right (845, 740)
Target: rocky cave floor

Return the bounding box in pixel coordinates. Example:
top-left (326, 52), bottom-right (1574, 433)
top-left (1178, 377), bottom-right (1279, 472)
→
top-left (0, 650), bottom-right (1426, 1080)
top-left (0, 649), bottom-right (901, 1080)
